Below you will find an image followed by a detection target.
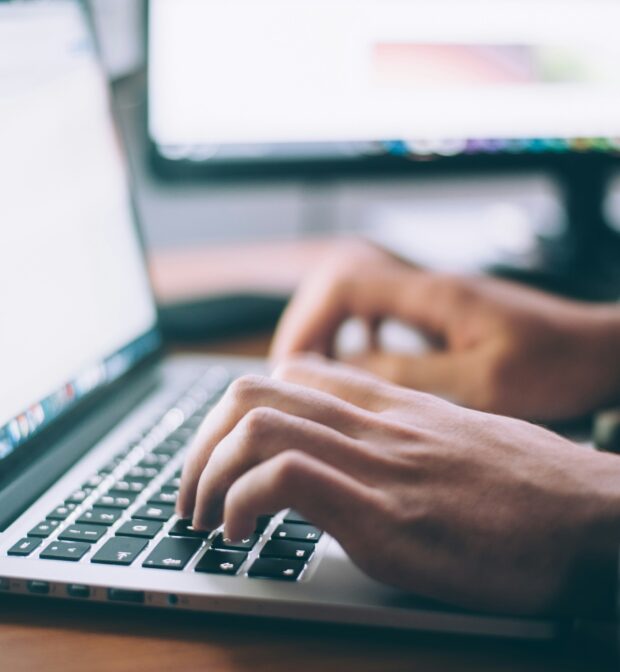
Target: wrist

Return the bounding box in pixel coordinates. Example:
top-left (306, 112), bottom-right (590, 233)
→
top-left (566, 454), bottom-right (620, 618)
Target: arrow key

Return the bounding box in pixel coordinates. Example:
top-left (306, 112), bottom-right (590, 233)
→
top-left (248, 558), bottom-right (305, 582)
top-left (212, 532), bottom-right (259, 552)
top-left (195, 550), bottom-right (246, 575)
top-left (142, 537), bottom-right (201, 571)
top-left (272, 523), bottom-right (322, 544)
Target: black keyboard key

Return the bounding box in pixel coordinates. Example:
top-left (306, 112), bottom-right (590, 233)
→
top-left (40, 540), bottom-right (90, 562)
top-left (137, 453), bottom-right (170, 469)
top-left (248, 558), bottom-right (305, 581)
top-left (59, 524), bottom-right (107, 544)
top-left (254, 515), bottom-right (273, 534)
top-left (83, 474), bottom-right (105, 489)
top-left (161, 475), bottom-right (181, 492)
top-left (126, 466), bottom-right (159, 481)
top-left (272, 523), bottom-right (322, 543)
top-left (283, 510), bottom-right (312, 524)
top-left (28, 520), bottom-right (60, 538)
top-left (100, 455), bottom-right (126, 474)
top-left (109, 480), bottom-right (146, 495)
top-left (142, 537), bottom-right (201, 570)
top-left (95, 494), bottom-right (135, 509)
top-left (211, 533), bottom-right (259, 552)
top-left (116, 520), bottom-right (163, 539)
top-left (168, 427), bottom-right (195, 444)
top-left (168, 519), bottom-right (211, 539)
top-left (78, 507), bottom-right (122, 526)
top-left (132, 504), bottom-right (175, 522)
top-left (260, 540), bottom-right (315, 562)
top-left (195, 550), bottom-right (246, 575)
top-left (8, 538), bottom-right (41, 556)
top-left (148, 491), bottom-right (177, 506)
top-left (153, 440), bottom-right (183, 456)
top-left (91, 537), bottom-right (147, 566)
top-left (66, 489), bottom-right (91, 504)
top-left (47, 504), bottom-right (77, 521)
top-left (182, 416), bottom-right (203, 431)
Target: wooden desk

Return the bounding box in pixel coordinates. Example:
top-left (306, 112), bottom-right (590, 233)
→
top-left (0, 591), bottom-right (596, 672)
top-left (0, 334), bottom-right (605, 671)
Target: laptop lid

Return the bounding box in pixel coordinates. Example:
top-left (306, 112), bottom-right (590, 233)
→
top-left (0, 1), bottom-right (161, 485)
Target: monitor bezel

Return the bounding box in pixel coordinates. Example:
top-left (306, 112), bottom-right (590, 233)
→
top-left (144, 0), bottom-right (620, 182)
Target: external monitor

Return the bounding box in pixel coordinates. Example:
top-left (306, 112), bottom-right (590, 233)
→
top-left (148, 0), bottom-right (620, 176)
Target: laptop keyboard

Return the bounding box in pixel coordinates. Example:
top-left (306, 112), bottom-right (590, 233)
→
top-left (6, 366), bottom-right (323, 583)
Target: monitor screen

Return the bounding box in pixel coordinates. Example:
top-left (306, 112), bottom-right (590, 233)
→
top-left (0, 1), bottom-right (159, 467)
top-left (149, 0), bottom-right (620, 165)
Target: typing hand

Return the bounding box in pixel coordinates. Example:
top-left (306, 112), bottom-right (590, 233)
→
top-left (178, 356), bottom-right (620, 616)
top-left (271, 239), bottom-right (620, 422)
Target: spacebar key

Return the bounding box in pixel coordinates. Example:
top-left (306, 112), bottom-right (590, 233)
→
top-left (142, 537), bottom-right (201, 570)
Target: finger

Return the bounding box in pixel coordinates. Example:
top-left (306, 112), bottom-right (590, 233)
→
top-left (346, 351), bottom-right (474, 402)
top-left (177, 373), bottom-right (374, 518)
top-left (272, 354), bottom-right (400, 412)
top-left (269, 272), bottom-right (351, 361)
top-left (270, 254), bottom-right (415, 362)
top-left (192, 408), bottom-right (377, 530)
top-left (221, 449), bottom-right (378, 544)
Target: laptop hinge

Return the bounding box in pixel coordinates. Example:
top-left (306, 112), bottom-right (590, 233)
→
top-left (0, 363), bottom-right (162, 531)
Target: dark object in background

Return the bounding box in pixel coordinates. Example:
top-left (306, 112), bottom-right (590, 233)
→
top-left (594, 409), bottom-right (620, 455)
top-left (158, 294), bottom-right (289, 344)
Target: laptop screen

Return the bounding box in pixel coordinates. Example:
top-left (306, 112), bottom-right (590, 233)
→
top-left (0, 1), bottom-right (159, 469)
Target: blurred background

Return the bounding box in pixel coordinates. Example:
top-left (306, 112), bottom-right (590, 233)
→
top-left (89, 0), bottom-right (620, 340)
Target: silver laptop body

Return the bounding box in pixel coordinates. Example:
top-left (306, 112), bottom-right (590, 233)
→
top-left (0, 0), bottom-right (559, 641)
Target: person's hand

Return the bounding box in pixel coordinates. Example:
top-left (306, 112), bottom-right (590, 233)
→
top-left (178, 356), bottom-right (620, 616)
top-left (270, 239), bottom-right (620, 422)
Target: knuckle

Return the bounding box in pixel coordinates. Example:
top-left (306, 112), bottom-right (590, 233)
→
top-left (273, 353), bottom-right (325, 382)
top-left (385, 494), bottom-right (427, 533)
top-left (239, 407), bottom-right (281, 441)
top-left (315, 265), bottom-right (353, 301)
top-left (270, 450), bottom-right (307, 489)
top-left (227, 374), bottom-right (268, 405)
top-left (272, 357), bottom-right (306, 382)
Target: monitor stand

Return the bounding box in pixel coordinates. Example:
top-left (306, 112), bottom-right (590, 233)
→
top-left (493, 157), bottom-right (620, 302)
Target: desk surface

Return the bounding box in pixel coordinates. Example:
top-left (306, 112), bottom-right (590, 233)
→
top-left (0, 333), bottom-right (603, 672)
top-left (0, 591), bottom-right (593, 672)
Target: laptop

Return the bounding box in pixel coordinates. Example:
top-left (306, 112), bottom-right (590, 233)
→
top-left (0, 0), bottom-right (559, 640)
